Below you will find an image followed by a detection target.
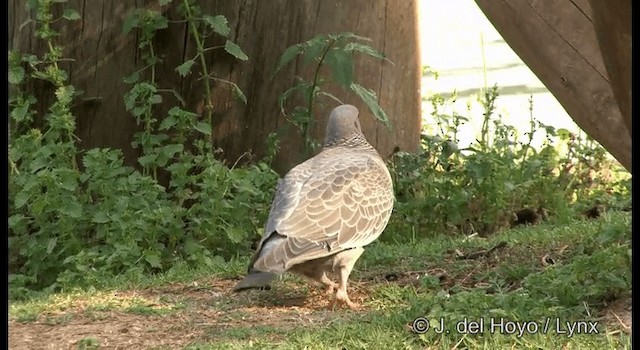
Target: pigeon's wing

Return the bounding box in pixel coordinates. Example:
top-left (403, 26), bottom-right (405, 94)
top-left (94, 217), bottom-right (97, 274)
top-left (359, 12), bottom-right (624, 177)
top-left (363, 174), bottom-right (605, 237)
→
top-left (262, 163), bottom-right (314, 237)
top-left (253, 150), bottom-right (394, 273)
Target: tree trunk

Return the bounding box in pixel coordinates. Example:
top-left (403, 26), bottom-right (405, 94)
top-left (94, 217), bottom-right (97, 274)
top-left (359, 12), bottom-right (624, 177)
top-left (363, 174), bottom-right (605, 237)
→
top-left (9, 0), bottom-right (421, 175)
top-left (475, 0), bottom-right (631, 172)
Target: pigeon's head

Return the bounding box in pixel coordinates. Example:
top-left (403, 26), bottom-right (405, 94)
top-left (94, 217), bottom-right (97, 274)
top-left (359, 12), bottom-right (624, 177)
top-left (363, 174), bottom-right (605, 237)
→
top-left (324, 104), bottom-right (366, 147)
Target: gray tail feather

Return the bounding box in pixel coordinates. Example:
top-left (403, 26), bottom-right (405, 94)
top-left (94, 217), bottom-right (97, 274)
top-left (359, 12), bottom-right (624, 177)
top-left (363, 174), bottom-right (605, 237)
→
top-left (234, 231), bottom-right (283, 292)
top-left (233, 271), bottom-right (277, 292)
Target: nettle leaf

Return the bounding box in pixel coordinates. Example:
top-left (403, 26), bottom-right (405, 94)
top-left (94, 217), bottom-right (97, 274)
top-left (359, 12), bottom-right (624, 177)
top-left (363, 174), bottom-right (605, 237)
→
top-left (224, 40), bottom-right (248, 61)
top-left (92, 211), bottom-right (110, 223)
top-left (62, 9), bottom-right (81, 21)
top-left (158, 0), bottom-right (173, 5)
top-left (9, 50), bottom-right (23, 66)
top-left (176, 59), bottom-right (195, 77)
top-left (274, 44), bottom-right (303, 75)
top-left (203, 15), bottom-right (230, 37)
top-left (194, 122), bottom-right (212, 135)
top-left (61, 201), bottom-right (83, 218)
top-left (151, 12), bottom-right (169, 30)
top-left (122, 14), bottom-right (139, 34)
top-left (183, 238), bottom-right (202, 255)
top-left (168, 106), bottom-right (198, 119)
top-left (11, 96), bottom-right (36, 122)
top-left (25, 0), bottom-right (38, 10)
top-left (557, 128), bottom-right (572, 141)
top-left (31, 198), bottom-right (48, 216)
top-left (302, 34), bottom-right (329, 51)
top-left (46, 237), bottom-right (58, 255)
top-left (336, 32), bottom-right (372, 42)
top-left (226, 226), bottom-right (246, 244)
top-left (144, 251), bottom-right (162, 269)
top-left (154, 152), bottom-right (170, 167)
top-left (163, 144), bottom-right (184, 157)
top-left (131, 106), bottom-right (148, 118)
top-left (159, 115), bottom-right (179, 130)
top-left (125, 83), bottom-right (155, 110)
top-left (123, 71), bottom-right (140, 84)
top-left (58, 170), bottom-right (79, 191)
top-left (14, 190), bottom-right (30, 209)
top-left (8, 214), bottom-right (25, 228)
top-left (301, 34), bottom-right (328, 64)
top-left (9, 65), bottom-right (25, 85)
top-left (55, 85), bottom-right (75, 105)
top-left (149, 94), bottom-right (162, 105)
top-left (344, 42), bottom-right (388, 61)
top-left (350, 83), bottom-right (391, 129)
top-left (138, 153), bottom-right (158, 167)
top-left (324, 48), bottom-right (353, 88)
top-left (230, 83), bottom-right (247, 104)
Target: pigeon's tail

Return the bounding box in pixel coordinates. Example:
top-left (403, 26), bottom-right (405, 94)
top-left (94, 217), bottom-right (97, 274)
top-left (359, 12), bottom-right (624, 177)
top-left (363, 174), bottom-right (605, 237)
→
top-left (233, 270), bottom-right (277, 292)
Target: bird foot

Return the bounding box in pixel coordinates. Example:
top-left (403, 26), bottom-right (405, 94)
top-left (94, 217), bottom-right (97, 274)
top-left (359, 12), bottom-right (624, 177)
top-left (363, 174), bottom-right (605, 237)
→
top-left (329, 291), bottom-right (360, 311)
top-left (330, 298), bottom-right (360, 311)
top-left (324, 283), bottom-right (337, 296)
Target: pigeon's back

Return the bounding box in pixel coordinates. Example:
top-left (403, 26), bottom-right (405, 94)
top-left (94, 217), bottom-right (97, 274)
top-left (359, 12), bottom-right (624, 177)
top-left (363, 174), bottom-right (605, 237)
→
top-left (233, 104), bottom-right (394, 291)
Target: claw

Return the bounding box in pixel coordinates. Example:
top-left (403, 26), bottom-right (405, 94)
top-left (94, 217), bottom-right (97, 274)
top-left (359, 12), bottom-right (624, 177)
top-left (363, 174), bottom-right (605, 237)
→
top-left (324, 283), bottom-right (337, 295)
top-left (330, 290), bottom-right (360, 310)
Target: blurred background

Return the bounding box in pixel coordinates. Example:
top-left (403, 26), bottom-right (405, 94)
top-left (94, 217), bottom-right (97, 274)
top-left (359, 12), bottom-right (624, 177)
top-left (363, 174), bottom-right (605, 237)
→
top-left (418, 0), bottom-right (579, 149)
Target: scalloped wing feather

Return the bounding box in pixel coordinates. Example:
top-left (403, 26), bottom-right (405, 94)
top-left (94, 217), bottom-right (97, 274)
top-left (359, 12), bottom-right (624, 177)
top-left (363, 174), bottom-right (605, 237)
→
top-left (252, 147), bottom-right (393, 273)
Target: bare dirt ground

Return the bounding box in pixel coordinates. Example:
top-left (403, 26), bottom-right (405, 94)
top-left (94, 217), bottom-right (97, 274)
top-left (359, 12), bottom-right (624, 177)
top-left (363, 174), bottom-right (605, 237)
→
top-left (10, 240), bottom-right (632, 350)
top-left (8, 279), bottom-right (371, 349)
top-left (600, 295), bottom-right (632, 336)
top-left (9, 274), bottom-right (632, 350)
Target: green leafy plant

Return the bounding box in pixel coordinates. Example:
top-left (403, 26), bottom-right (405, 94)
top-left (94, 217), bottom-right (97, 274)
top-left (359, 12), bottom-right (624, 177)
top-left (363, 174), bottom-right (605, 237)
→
top-left (386, 82), bottom-right (630, 242)
top-left (122, 0), bottom-right (248, 179)
top-left (9, 0), bottom-right (275, 295)
top-left (524, 238), bottom-right (631, 306)
top-left (8, 1), bottom-right (630, 299)
top-left (175, 0), bottom-right (248, 123)
top-left (274, 32), bottom-right (392, 155)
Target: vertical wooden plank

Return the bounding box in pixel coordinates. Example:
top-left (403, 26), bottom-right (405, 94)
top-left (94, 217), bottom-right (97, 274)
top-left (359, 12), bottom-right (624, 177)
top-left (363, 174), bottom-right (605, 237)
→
top-left (201, 0), bottom-right (421, 172)
top-left (10, 0), bottom-right (422, 174)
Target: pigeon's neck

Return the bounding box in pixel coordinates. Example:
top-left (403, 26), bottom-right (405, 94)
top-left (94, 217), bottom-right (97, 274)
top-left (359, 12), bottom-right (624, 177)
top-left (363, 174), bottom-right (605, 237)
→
top-left (323, 133), bottom-right (372, 149)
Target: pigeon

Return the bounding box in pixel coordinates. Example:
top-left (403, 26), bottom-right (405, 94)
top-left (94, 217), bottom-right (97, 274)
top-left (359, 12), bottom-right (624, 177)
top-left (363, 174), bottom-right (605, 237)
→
top-left (233, 104), bottom-right (394, 310)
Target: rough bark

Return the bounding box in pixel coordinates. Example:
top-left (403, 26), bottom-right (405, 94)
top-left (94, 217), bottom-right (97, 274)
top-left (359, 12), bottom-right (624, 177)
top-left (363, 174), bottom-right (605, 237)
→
top-left (475, 0), bottom-right (631, 172)
top-left (9, 0), bottom-right (421, 175)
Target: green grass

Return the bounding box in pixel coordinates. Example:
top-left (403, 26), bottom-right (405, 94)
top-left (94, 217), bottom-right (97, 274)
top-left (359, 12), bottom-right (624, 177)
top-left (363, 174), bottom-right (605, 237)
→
top-left (9, 211), bottom-right (631, 349)
top-left (77, 337), bottom-right (101, 350)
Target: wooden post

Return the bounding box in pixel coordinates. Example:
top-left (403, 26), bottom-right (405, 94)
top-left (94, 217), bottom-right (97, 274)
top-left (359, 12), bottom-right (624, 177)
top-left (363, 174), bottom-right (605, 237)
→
top-left (475, 0), bottom-right (631, 172)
